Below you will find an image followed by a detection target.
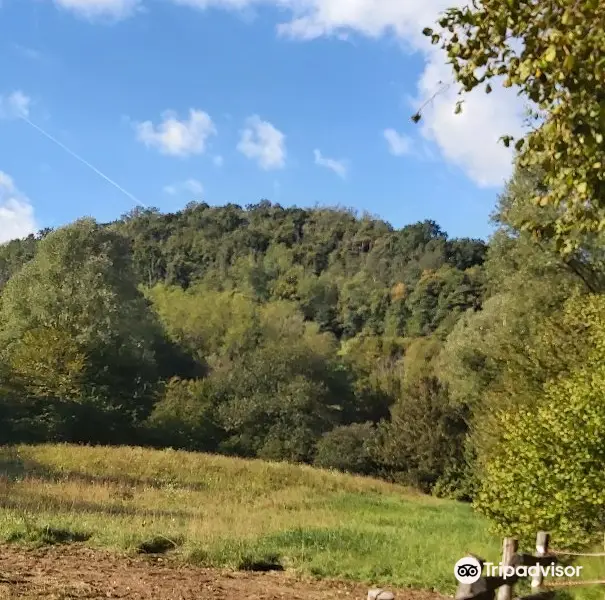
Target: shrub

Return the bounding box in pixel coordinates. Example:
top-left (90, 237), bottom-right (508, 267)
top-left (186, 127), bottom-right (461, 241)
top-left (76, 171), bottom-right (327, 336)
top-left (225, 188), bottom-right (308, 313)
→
top-left (474, 361), bottom-right (605, 548)
top-left (313, 422), bottom-right (377, 475)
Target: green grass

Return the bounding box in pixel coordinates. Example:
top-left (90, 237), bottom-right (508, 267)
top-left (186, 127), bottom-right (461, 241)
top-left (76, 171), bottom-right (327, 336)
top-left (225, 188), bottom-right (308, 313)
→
top-left (0, 443), bottom-right (501, 592)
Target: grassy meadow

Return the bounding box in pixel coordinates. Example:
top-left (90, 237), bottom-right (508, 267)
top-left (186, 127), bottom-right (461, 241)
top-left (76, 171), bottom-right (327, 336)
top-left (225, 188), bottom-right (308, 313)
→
top-left (1, 444), bottom-right (603, 597)
top-left (0, 443), bottom-right (502, 592)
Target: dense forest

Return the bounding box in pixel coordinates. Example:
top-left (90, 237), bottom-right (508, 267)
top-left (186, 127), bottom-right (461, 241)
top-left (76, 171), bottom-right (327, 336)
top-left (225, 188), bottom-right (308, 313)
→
top-left (1, 160), bottom-right (605, 548)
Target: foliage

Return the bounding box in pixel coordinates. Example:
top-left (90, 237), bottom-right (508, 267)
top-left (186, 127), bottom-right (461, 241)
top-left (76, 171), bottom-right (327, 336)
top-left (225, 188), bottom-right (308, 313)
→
top-left (7, 327), bottom-right (88, 401)
top-left (474, 294), bottom-right (605, 548)
top-left (145, 377), bottom-right (223, 451)
top-left (0, 219), bottom-right (162, 438)
top-left (4, 180), bottom-right (603, 552)
top-left (313, 422), bottom-right (378, 475)
top-left (0, 232), bottom-right (39, 292)
top-left (212, 321), bottom-right (351, 462)
top-left (424, 0), bottom-right (605, 261)
top-left (439, 173), bottom-right (603, 508)
top-left (372, 375), bottom-right (468, 493)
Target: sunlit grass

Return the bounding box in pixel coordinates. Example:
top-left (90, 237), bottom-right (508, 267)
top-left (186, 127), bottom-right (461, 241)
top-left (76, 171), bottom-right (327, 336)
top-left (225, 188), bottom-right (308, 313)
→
top-left (0, 443), bottom-right (500, 592)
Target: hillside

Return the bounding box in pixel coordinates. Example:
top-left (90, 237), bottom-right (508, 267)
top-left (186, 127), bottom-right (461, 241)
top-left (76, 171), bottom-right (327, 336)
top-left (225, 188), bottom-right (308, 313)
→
top-left (1, 179), bottom-right (605, 554)
top-left (0, 202), bottom-right (487, 496)
top-left (0, 443), bottom-right (499, 593)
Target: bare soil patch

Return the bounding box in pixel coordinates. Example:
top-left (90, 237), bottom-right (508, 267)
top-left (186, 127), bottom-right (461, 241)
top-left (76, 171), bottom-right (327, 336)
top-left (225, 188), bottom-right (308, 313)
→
top-left (0, 544), bottom-right (448, 600)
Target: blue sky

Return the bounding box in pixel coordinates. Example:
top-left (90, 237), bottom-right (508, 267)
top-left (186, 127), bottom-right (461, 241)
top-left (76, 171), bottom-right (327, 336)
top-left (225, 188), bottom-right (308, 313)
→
top-left (0, 0), bottom-right (524, 244)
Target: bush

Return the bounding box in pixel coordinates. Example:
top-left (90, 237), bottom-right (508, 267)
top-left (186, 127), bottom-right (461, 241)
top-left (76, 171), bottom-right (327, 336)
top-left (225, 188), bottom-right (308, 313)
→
top-left (145, 377), bottom-right (223, 451)
top-left (474, 361), bottom-right (605, 548)
top-left (313, 422), bottom-right (377, 475)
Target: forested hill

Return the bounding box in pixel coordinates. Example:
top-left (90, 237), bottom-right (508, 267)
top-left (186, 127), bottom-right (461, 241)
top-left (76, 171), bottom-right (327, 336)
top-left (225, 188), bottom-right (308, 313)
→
top-left (2, 180), bottom-right (604, 550)
top-left (0, 200), bottom-right (487, 493)
top-left (1, 201), bottom-right (487, 340)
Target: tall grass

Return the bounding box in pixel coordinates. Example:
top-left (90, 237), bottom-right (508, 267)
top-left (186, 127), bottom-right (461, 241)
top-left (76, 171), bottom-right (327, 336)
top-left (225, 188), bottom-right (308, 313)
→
top-left (0, 444), bottom-right (500, 592)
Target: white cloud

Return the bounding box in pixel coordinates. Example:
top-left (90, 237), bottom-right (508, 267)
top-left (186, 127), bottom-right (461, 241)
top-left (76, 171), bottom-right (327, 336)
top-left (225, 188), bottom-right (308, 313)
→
top-left (53, 0), bottom-right (141, 20)
top-left (383, 128), bottom-right (412, 156)
top-left (237, 115), bottom-right (286, 170)
top-left (313, 149), bottom-right (347, 178)
top-left (46, 0), bottom-right (524, 186)
top-left (0, 90), bottom-right (31, 119)
top-left (272, 0), bottom-right (524, 186)
top-left (165, 0), bottom-right (523, 187)
top-left (135, 109), bottom-right (216, 157)
top-left (415, 46), bottom-right (524, 187)
top-left (0, 172), bottom-right (38, 244)
top-left (163, 178), bottom-right (204, 196)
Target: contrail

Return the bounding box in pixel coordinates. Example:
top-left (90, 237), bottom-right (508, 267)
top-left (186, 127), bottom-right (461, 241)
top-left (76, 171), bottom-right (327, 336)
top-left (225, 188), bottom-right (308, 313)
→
top-left (19, 115), bottom-right (147, 209)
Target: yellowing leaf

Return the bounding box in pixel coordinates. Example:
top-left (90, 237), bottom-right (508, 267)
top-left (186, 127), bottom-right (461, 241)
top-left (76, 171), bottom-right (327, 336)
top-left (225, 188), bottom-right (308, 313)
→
top-left (544, 45), bottom-right (557, 62)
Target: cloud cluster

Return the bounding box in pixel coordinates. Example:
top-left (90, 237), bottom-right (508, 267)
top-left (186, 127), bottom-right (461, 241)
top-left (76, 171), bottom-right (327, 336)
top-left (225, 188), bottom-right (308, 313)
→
top-left (80, 0), bottom-right (519, 186)
top-left (34, 0), bottom-right (524, 187)
top-left (237, 115), bottom-right (286, 170)
top-left (0, 90), bottom-right (31, 120)
top-left (313, 149), bottom-right (347, 178)
top-left (0, 172), bottom-right (38, 244)
top-left (135, 109), bottom-right (217, 157)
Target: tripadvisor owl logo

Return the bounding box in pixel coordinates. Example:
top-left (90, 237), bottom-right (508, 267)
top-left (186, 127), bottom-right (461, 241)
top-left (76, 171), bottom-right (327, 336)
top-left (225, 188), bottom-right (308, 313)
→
top-left (454, 556), bottom-right (482, 584)
top-left (454, 555), bottom-right (583, 584)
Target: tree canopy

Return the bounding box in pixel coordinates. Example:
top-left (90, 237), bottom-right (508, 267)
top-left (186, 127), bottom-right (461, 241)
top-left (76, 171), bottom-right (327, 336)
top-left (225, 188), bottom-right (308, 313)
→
top-left (422, 0), bottom-right (605, 264)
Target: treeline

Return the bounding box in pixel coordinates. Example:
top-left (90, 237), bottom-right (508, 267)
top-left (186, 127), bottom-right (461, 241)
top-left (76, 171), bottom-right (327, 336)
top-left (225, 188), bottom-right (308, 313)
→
top-left (1, 165), bottom-right (605, 548)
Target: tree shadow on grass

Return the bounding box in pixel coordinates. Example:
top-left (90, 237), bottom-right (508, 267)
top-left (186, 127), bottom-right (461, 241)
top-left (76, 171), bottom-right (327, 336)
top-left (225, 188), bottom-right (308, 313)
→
top-left (0, 446), bottom-right (208, 491)
top-left (0, 492), bottom-right (194, 520)
top-left (6, 525), bottom-right (92, 545)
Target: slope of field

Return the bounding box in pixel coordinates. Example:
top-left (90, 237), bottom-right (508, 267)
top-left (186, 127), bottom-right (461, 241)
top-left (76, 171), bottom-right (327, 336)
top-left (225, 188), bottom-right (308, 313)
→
top-left (0, 444), bottom-right (500, 593)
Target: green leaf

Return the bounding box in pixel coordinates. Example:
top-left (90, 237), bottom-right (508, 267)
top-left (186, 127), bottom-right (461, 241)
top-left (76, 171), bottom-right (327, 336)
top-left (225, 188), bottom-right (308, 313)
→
top-left (501, 135), bottom-right (513, 148)
top-left (544, 45), bottom-right (557, 62)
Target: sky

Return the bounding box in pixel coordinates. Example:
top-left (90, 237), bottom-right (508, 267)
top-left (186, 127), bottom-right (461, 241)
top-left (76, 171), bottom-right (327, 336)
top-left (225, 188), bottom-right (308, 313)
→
top-left (0, 0), bottom-right (526, 244)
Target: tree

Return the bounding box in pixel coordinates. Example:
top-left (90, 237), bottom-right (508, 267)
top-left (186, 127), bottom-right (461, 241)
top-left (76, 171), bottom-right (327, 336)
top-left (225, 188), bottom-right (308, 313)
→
top-left (147, 284), bottom-right (259, 365)
top-left (0, 219), bottom-right (161, 436)
top-left (474, 294), bottom-right (605, 548)
top-left (213, 303), bottom-right (353, 462)
top-left (423, 0), bottom-right (605, 263)
top-left (0, 234), bottom-right (38, 292)
top-left (7, 327), bottom-right (87, 401)
top-left (363, 336), bottom-right (469, 493)
top-left (314, 422), bottom-right (378, 475)
top-left (440, 167), bottom-right (583, 405)
top-left (372, 375), bottom-right (468, 493)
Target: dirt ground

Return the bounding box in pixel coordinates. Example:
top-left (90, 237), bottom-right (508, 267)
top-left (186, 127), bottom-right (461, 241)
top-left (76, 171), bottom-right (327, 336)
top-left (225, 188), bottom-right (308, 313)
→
top-left (0, 544), bottom-right (448, 600)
